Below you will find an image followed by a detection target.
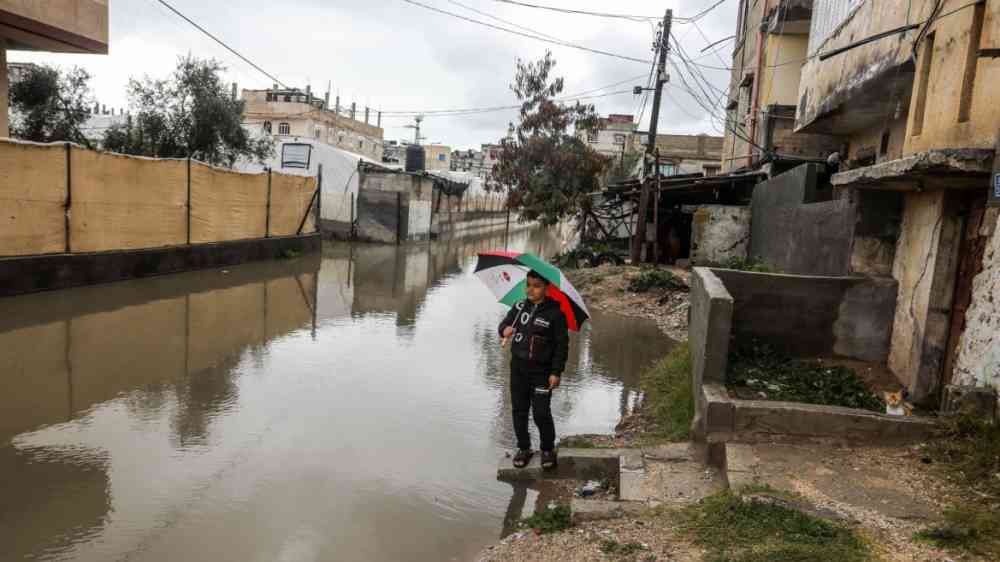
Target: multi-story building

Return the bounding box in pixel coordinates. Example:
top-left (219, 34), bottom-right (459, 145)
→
top-left (451, 148), bottom-right (482, 173)
top-left (242, 87), bottom-right (384, 161)
top-left (649, 134), bottom-right (724, 176)
top-left (718, 0), bottom-right (1000, 408)
top-left (422, 144), bottom-right (451, 171)
top-left (0, 1), bottom-right (109, 137)
top-left (579, 114), bottom-right (637, 160)
top-left (721, 0), bottom-right (842, 173)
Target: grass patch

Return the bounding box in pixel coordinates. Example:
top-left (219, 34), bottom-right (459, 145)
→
top-left (520, 503), bottom-right (572, 534)
top-left (628, 268), bottom-right (687, 293)
top-left (727, 340), bottom-right (884, 412)
top-left (914, 413), bottom-right (1000, 557)
top-left (678, 490), bottom-right (872, 562)
top-left (599, 539), bottom-right (647, 557)
top-left (640, 342), bottom-right (694, 442)
top-left (558, 435), bottom-right (598, 448)
top-left (722, 256), bottom-right (771, 272)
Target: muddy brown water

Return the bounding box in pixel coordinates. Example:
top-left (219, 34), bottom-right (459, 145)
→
top-left (0, 228), bottom-right (671, 562)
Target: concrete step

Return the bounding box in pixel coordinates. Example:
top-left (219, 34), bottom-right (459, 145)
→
top-left (620, 443), bottom-right (724, 504)
top-left (570, 499), bottom-right (647, 523)
top-left (496, 448), bottom-right (627, 482)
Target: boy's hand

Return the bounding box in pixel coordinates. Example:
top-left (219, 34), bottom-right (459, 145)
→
top-left (502, 326), bottom-right (514, 338)
top-left (548, 375), bottom-right (561, 390)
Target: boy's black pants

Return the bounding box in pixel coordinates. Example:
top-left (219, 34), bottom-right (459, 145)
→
top-left (510, 359), bottom-right (556, 452)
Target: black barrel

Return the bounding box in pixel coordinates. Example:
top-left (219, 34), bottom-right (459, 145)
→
top-left (405, 145), bottom-right (425, 172)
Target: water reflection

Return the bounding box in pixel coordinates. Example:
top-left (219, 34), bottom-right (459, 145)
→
top-left (0, 227), bottom-right (671, 562)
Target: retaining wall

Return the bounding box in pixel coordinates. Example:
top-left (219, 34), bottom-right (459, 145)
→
top-left (689, 267), bottom-right (928, 445)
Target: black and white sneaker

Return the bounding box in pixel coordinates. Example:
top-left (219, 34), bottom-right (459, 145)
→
top-left (512, 449), bottom-right (533, 468)
top-left (540, 449), bottom-right (557, 470)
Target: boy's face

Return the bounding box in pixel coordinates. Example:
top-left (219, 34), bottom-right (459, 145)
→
top-left (526, 276), bottom-right (548, 303)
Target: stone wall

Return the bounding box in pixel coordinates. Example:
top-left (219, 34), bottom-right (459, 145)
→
top-left (953, 208), bottom-right (1000, 392)
top-left (690, 206), bottom-right (750, 266)
top-left (689, 268), bottom-right (733, 440)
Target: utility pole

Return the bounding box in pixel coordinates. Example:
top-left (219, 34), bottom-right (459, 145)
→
top-left (631, 9), bottom-right (672, 265)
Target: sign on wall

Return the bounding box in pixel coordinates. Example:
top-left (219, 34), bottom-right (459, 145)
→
top-left (281, 143), bottom-right (312, 169)
top-left (990, 173), bottom-right (1000, 207)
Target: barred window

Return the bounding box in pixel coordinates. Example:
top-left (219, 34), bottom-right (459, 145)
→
top-left (278, 122), bottom-right (290, 135)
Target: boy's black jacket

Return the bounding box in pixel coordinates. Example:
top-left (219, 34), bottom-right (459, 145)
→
top-left (498, 298), bottom-right (569, 375)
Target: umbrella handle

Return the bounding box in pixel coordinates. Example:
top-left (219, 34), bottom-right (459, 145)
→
top-left (501, 336), bottom-right (511, 348)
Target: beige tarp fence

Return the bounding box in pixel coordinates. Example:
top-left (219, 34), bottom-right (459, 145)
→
top-left (268, 172), bottom-right (316, 236)
top-left (0, 140), bottom-right (318, 257)
top-left (0, 142), bottom-right (67, 256)
top-left (190, 162), bottom-right (268, 244)
top-left (71, 149), bottom-right (187, 252)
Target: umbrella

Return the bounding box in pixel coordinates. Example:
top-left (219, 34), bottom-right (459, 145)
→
top-left (475, 251), bottom-right (590, 331)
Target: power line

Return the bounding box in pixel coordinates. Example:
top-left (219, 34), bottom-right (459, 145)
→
top-left (445, 0), bottom-right (562, 41)
top-left (400, 0), bottom-right (653, 64)
top-left (491, 0), bottom-right (659, 22)
top-left (380, 88), bottom-right (635, 118)
top-left (154, 0), bottom-right (287, 88)
top-left (379, 74), bottom-right (646, 114)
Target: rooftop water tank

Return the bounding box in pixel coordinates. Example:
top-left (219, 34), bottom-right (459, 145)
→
top-left (405, 145), bottom-right (425, 172)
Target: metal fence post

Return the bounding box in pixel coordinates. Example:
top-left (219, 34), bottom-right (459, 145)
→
top-left (265, 168), bottom-right (272, 238)
top-left (186, 157), bottom-right (192, 245)
top-left (316, 164), bottom-right (323, 235)
top-left (64, 143), bottom-right (72, 253)
top-left (396, 191), bottom-right (402, 245)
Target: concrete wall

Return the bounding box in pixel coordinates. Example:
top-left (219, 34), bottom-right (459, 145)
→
top-left (749, 164), bottom-right (854, 275)
top-left (0, 0), bottom-right (108, 53)
top-left (356, 190), bottom-right (407, 244)
top-left (760, 34), bottom-right (808, 106)
top-left (888, 190), bottom-right (964, 403)
top-left (797, 0), bottom-right (928, 134)
top-left (422, 145), bottom-right (451, 171)
top-left (690, 205), bottom-right (750, 266)
top-left (713, 269), bottom-right (898, 362)
top-left (689, 268), bottom-right (733, 440)
top-left (849, 189), bottom-right (903, 276)
top-left (953, 209), bottom-right (1000, 392)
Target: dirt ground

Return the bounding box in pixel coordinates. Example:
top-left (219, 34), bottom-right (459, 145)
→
top-left (567, 265), bottom-right (690, 342)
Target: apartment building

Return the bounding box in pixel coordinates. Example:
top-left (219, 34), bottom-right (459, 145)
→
top-left (242, 87), bottom-right (384, 161)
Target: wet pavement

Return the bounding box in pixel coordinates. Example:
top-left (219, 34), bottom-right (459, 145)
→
top-left (0, 228), bottom-right (672, 562)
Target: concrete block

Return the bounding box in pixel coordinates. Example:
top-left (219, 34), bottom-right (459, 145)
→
top-left (496, 448), bottom-right (624, 482)
top-left (942, 385), bottom-right (998, 421)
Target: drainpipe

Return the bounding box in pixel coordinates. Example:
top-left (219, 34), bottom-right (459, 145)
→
top-left (748, 0), bottom-right (768, 169)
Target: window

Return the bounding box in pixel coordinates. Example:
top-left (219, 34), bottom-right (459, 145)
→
top-left (265, 93), bottom-right (274, 102)
top-left (958, 1), bottom-right (987, 123)
top-left (587, 131), bottom-right (599, 143)
top-left (438, 153), bottom-right (446, 161)
top-left (359, 140), bottom-right (364, 149)
top-left (911, 32), bottom-right (936, 137)
top-left (263, 121), bottom-right (272, 134)
top-left (703, 165), bottom-right (720, 177)
top-left (283, 95), bottom-right (291, 102)
top-left (278, 122), bottom-right (290, 135)
top-left (314, 128), bottom-right (321, 139)
top-left (613, 134), bottom-right (626, 145)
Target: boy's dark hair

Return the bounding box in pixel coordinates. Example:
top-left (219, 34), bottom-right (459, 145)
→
top-left (526, 270), bottom-right (550, 285)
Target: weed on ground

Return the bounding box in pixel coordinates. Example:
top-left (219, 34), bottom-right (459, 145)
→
top-left (520, 503), bottom-right (572, 534)
top-left (627, 268), bottom-right (687, 293)
top-left (914, 413), bottom-right (1000, 557)
top-left (727, 340), bottom-right (884, 412)
top-left (721, 256), bottom-right (771, 272)
top-left (639, 341), bottom-right (693, 442)
top-left (677, 489), bottom-right (873, 562)
top-left (598, 538), bottom-right (648, 558)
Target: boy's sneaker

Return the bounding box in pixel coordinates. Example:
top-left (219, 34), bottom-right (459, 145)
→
top-left (512, 449), bottom-right (533, 468)
top-left (540, 449), bottom-right (557, 470)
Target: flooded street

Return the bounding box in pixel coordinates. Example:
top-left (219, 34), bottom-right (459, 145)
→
top-left (0, 228), bottom-right (671, 562)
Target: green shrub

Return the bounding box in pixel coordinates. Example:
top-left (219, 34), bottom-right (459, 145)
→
top-left (599, 539), bottom-right (647, 556)
top-left (520, 503), bottom-right (572, 534)
top-left (640, 342), bottom-right (694, 442)
top-left (627, 269), bottom-right (686, 293)
top-left (727, 340), bottom-right (884, 412)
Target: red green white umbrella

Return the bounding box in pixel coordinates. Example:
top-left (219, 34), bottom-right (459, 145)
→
top-left (475, 251), bottom-right (590, 331)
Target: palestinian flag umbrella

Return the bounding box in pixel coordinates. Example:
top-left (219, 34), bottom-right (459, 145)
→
top-left (475, 251), bottom-right (590, 331)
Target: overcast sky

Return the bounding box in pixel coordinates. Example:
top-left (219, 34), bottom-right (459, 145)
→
top-left (9, 0), bottom-right (737, 150)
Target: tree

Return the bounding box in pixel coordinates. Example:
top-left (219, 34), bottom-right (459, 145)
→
top-left (9, 65), bottom-right (95, 147)
top-left (607, 150), bottom-right (642, 186)
top-left (491, 52), bottom-right (608, 226)
top-left (103, 56), bottom-right (272, 167)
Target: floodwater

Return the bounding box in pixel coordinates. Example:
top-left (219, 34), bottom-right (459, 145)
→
top-left (0, 228), bottom-right (672, 562)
